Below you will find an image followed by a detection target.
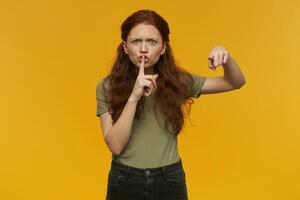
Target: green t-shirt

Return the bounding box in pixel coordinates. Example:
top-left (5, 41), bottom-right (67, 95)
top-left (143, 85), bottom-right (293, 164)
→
top-left (96, 73), bottom-right (206, 168)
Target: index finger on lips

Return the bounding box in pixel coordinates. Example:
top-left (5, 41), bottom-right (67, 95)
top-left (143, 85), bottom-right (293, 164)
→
top-left (139, 55), bottom-right (145, 75)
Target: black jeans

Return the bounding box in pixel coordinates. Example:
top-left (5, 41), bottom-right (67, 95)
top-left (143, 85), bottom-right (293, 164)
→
top-left (106, 158), bottom-right (188, 200)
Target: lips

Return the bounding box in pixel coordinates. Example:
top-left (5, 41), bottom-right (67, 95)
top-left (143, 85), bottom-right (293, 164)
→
top-left (138, 55), bottom-right (149, 62)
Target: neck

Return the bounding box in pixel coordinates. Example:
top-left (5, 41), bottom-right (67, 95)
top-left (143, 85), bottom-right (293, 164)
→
top-left (144, 65), bottom-right (154, 75)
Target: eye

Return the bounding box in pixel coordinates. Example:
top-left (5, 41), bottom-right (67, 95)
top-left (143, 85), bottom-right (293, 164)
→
top-left (131, 40), bottom-right (141, 45)
top-left (148, 40), bottom-right (157, 45)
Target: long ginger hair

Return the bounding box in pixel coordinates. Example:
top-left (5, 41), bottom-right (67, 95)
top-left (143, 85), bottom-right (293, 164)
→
top-left (102, 10), bottom-right (197, 135)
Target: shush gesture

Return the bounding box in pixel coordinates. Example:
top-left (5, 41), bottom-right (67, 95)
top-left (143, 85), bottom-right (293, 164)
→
top-left (129, 55), bottom-right (158, 101)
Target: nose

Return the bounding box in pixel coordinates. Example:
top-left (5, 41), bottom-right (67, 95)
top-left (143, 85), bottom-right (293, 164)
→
top-left (139, 41), bottom-right (148, 53)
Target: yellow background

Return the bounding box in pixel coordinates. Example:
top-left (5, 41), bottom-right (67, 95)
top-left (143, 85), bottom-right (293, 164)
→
top-left (1, 0), bottom-right (299, 199)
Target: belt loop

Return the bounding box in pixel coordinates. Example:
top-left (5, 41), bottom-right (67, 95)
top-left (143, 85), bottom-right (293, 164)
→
top-left (145, 169), bottom-right (151, 178)
top-left (126, 166), bottom-right (131, 178)
top-left (161, 167), bottom-right (167, 180)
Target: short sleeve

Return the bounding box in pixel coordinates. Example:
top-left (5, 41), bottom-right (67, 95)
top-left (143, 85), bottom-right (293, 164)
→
top-left (190, 73), bottom-right (207, 98)
top-left (96, 79), bottom-right (110, 117)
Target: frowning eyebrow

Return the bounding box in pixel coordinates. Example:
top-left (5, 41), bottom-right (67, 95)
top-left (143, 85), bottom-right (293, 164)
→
top-left (129, 37), bottom-right (159, 41)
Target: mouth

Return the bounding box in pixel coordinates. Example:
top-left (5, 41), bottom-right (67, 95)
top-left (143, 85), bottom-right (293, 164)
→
top-left (138, 56), bottom-right (149, 63)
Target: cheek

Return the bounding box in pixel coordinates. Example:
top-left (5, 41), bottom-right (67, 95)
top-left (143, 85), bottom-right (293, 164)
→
top-left (150, 50), bottom-right (162, 62)
top-left (127, 49), bottom-right (138, 61)
top-left (128, 48), bottom-right (139, 57)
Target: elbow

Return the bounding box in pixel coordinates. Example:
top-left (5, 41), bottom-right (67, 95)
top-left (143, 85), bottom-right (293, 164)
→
top-left (107, 143), bottom-right (123, 155)
top-left (234, 79), bottom-right (246, 89)
top-left (104, 132), bottom-right (123, 155)
top-left (240, 78), bottom-right (246, 88)
top-left (112, 146), bottom-right (123, 155)
top-left (238, 81), bottom-right (246, 89)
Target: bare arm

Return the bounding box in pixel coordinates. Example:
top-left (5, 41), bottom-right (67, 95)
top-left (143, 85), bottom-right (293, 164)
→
top-left (100, 96), bottom-right (138, 155)
top-left (99, 55), bottom-right (157, 155)
top-left (201, 46), bottom-right (246, 94)
top-left (223, 54), bottom-right (246, 88)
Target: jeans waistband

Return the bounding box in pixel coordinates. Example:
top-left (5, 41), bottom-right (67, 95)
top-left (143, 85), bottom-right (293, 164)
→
top-left (110, 158), bottom-right (183, 177)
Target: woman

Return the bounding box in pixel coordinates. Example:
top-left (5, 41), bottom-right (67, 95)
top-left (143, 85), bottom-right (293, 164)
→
top-left (96, 9), bottom-right (246, 200)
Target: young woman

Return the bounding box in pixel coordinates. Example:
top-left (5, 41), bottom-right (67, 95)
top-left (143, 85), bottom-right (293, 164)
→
top-left (96, 9), bottom-right (246, 200)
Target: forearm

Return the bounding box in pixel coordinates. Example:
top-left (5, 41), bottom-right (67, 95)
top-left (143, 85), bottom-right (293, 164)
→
top-left (105, 96), bottom-right (138, 155)
top-left (223, 54), bottom-right (246, 88)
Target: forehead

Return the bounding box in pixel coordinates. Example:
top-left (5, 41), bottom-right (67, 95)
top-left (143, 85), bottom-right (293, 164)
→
top-left (127, 23), bottom-right (162, 40)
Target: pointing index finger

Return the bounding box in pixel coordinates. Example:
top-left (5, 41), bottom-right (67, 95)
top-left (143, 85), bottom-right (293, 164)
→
top-left (139, 55), bottom-right (145, 75)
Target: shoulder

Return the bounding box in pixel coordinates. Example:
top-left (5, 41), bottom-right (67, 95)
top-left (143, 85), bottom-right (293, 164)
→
top-left (96, 75), bottom-right (112, 91)
top-left (179, 71), bottom-right (207, 98)
top-left (179, 71), bottom-right (206, 86)
top-left (179, 71), bottom-right (193, 84)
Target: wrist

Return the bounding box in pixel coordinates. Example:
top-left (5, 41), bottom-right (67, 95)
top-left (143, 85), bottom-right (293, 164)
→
top-left (128, 96), bottom-right (139, 103)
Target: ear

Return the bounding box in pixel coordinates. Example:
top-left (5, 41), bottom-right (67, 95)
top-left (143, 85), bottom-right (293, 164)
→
top-left (122, 41), bottom-right (128, 54)
top-left (160, 42), bottom-right (166, 55)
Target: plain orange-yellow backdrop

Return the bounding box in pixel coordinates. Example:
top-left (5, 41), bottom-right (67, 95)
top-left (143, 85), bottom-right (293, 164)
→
top-left (1, 0), bottom-right (299, 199)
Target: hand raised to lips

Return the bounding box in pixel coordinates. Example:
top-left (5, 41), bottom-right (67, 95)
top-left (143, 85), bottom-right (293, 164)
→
top-left (129, 55), bottom-right (158, 101)
top-left (138, 55), bottom-right (158, 96)
top-left (138, 55), bottom-right (149, 63)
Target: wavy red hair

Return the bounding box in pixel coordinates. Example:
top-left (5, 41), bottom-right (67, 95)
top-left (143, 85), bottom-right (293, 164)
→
top-left (102, 10), bottom-right (197, 135)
